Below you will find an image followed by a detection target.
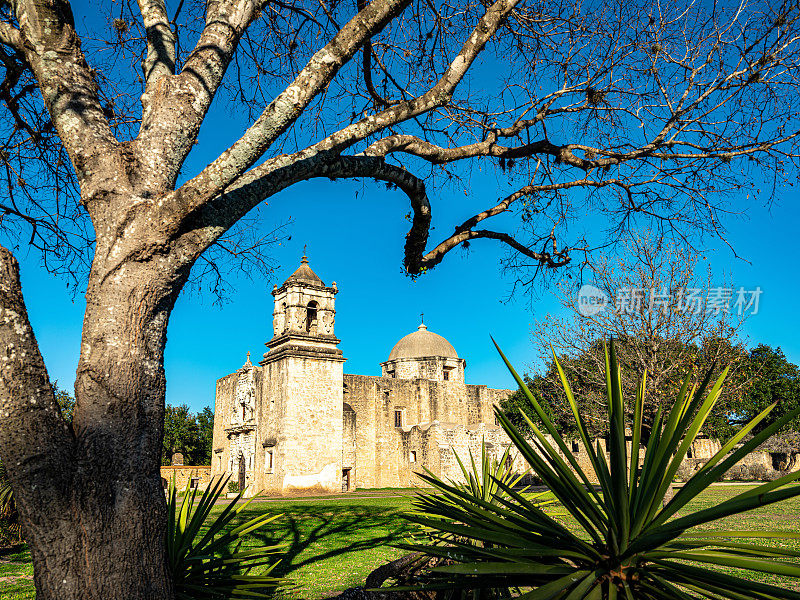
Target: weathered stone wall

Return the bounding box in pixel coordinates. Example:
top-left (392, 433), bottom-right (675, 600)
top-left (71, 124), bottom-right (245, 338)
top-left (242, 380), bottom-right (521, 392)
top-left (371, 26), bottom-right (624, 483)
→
top-left (215, 353), bottom-right (800, 495)
top-left (273, 281), bottom-right (337, 338)
top-left (341, 374), bottom-right (514, 488)
top-left (270, 355), bottom-right (344, 494)
top-left (210, 363), bottom-right (262, 495)
top-left (343, 403), bottom-right (357, 473)
top-left (160, 466), bottom-right (213, 491)
top-left (211, 372), bottom-right (236, 480)
top-left (381, 356), bottom-right (466, 382)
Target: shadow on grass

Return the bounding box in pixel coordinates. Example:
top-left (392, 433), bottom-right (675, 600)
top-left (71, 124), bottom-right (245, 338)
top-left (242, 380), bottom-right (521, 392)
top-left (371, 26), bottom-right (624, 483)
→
top-left (230, 503), bottom-right (410, 597)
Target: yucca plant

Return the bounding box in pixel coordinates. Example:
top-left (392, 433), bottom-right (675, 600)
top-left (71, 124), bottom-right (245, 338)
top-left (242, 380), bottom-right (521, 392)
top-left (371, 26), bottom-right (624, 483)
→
top-left (0, 459), bottom-right (13, 515)
top-left (167, 476), bottom-right (285, 599)
top-left (0, 459), bottom-right (22, 543)
top-left (404, 340), bottom-right (800, 599)
top-left (404, 443), bottom-right (556, 598)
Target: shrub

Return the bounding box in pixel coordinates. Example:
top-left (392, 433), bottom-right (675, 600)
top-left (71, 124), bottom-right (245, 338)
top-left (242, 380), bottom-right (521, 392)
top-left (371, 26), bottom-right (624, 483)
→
top-left (167, 476), bottom-right (284, 599)
top-left (227, 480), bottom-right (239, 493)
top-left (766, 469), bottom-right (785, 481)
top-left (407, 443), bottom-right (552, 598)
top-left (404, 341), bottom-right (800, 599)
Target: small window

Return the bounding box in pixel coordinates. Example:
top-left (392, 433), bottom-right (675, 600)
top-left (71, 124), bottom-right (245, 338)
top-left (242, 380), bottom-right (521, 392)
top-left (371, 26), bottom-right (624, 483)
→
top-left (394, 410), bottom-right (403, 428)
top-left (571, 441), bottom-right (580, 453)
top-left (687, 448), bottom-right (693, 459)
top-left (410, 451), bottom-right (417, 463)
top-left (190, 477), bottom-right (199, 489)
top-left (443, 370), bottom-right (450, 381)
top-left (265, 447), bottom-right (275, 473)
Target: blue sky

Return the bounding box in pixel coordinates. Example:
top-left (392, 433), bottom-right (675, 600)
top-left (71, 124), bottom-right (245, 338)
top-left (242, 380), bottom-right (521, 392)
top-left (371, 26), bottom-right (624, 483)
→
top-left (17, 167), bottom-right (800, 414)
top-left (11, 2), bottom-right (800, 414)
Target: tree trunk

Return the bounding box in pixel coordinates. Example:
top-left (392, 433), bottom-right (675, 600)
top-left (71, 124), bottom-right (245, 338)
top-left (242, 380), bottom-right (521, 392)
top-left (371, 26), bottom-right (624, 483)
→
top-left (0, 232), bottom-right (190, 599)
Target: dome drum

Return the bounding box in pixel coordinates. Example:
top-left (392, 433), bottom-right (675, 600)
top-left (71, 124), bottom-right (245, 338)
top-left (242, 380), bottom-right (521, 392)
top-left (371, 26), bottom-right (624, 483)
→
top-left (381, 322), bottom-right (466, 382)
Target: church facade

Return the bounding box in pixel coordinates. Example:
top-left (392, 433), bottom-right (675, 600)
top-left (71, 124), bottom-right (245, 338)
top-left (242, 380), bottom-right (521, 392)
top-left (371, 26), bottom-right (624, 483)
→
top-left (210, 256), bottom-right (515, 495)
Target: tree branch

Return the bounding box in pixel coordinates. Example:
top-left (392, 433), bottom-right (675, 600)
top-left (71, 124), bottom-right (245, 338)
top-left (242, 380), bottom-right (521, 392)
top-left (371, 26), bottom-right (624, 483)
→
top-left (0, 245), bottom-right (74, 537)
top-left (0, 21), bottom-right (24, 53)
top-left (357, 0), bottom-right (392, 108)
top-left (168, 0), bottom-right (413, 216)
top-left (137, 0), bottom-right (176, 119)
top-left (11, 0), bottom-right (120, 207)
top-left (134, 0), bottom-right (260, 190)
top-left (175, 151), bottom-right (572, 277)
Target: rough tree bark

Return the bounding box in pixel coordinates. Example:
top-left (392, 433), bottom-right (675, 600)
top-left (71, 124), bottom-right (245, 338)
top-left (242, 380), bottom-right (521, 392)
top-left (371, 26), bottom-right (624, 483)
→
top-left (1, 217), bottom-right (188, 597)
top-left (0, 0), bottom-right (798, 598)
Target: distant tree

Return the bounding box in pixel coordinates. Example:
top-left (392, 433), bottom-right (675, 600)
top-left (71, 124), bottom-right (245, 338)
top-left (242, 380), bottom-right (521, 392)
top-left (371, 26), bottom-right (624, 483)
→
top-left (52, 383), bottom-right (74, 424)
top-left (730, 345), bottom-right (800, 434)
top-left (162, 405), bottom-right (198, 466)
top-left (162, 404), bottom-right (214, 466)
top-left (499, 374), bottom-right (569, 438)
top-left (529, 234), bottom-right (749, 437)
top-left (193, 407), bottom-right (214, 466)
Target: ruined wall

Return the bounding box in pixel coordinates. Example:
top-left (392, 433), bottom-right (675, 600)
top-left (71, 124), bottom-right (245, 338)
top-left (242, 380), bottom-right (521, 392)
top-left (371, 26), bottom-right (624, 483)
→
top-left (342, 374), bottom-right (514, 488)
top-left (160, 466), bottom-right (213, 491)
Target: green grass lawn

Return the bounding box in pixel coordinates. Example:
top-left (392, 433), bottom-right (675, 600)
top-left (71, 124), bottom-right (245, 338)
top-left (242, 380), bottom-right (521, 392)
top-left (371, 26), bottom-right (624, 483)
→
top-left (2, 485), bottom-right (800, 599)
top-left (232, 495), bottom-right (414, 598)
top-left (0, 546), bottom-right (33, 600)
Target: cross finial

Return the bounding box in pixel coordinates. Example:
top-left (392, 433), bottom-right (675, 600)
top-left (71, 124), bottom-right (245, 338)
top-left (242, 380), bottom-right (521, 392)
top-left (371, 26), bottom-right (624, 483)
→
top-left (301, 244), bottom-right (308, 264)
top-left (419, 312), bottom-right (427, 330)
top-left (244, 350), bottom-right (252, 366)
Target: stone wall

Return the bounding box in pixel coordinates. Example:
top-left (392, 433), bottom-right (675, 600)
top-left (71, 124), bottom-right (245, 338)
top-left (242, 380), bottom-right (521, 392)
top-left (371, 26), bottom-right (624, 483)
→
top-left (381, 356), bottom-right (466, 382)
top-left (341, 374), bottom-right (514, 488)
top-left (160, 466), bottom-right (213, 491)
top-left (215, 354), bottom-right (800, 495)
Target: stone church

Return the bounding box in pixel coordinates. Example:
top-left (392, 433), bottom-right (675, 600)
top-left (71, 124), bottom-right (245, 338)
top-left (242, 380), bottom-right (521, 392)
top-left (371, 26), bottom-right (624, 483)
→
top-left (210, 255), bottom-right (515, 495)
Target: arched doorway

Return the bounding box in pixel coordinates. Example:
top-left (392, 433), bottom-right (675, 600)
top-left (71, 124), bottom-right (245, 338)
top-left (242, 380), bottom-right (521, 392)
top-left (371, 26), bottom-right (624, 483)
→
top-left (238, 453), bottom-right (246, 492)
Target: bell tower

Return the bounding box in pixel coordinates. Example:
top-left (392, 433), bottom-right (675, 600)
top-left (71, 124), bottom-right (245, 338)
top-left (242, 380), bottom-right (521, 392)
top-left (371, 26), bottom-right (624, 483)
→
top-left (266, 253), bottom-right (340, 357)
top-left (260, 254), bottom-right (345, 493)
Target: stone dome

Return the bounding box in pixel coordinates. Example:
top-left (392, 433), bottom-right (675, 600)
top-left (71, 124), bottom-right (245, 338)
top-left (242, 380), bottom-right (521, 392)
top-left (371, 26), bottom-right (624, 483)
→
top-left (388, 323), bottom-right (459, 361)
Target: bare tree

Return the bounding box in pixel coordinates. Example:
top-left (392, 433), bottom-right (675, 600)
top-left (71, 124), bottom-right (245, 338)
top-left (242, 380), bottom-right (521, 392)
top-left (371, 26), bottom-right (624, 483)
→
top-left (0, 0), bottom-right (799, 598)
top-left (531, 233), bottom-right (750, 435)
